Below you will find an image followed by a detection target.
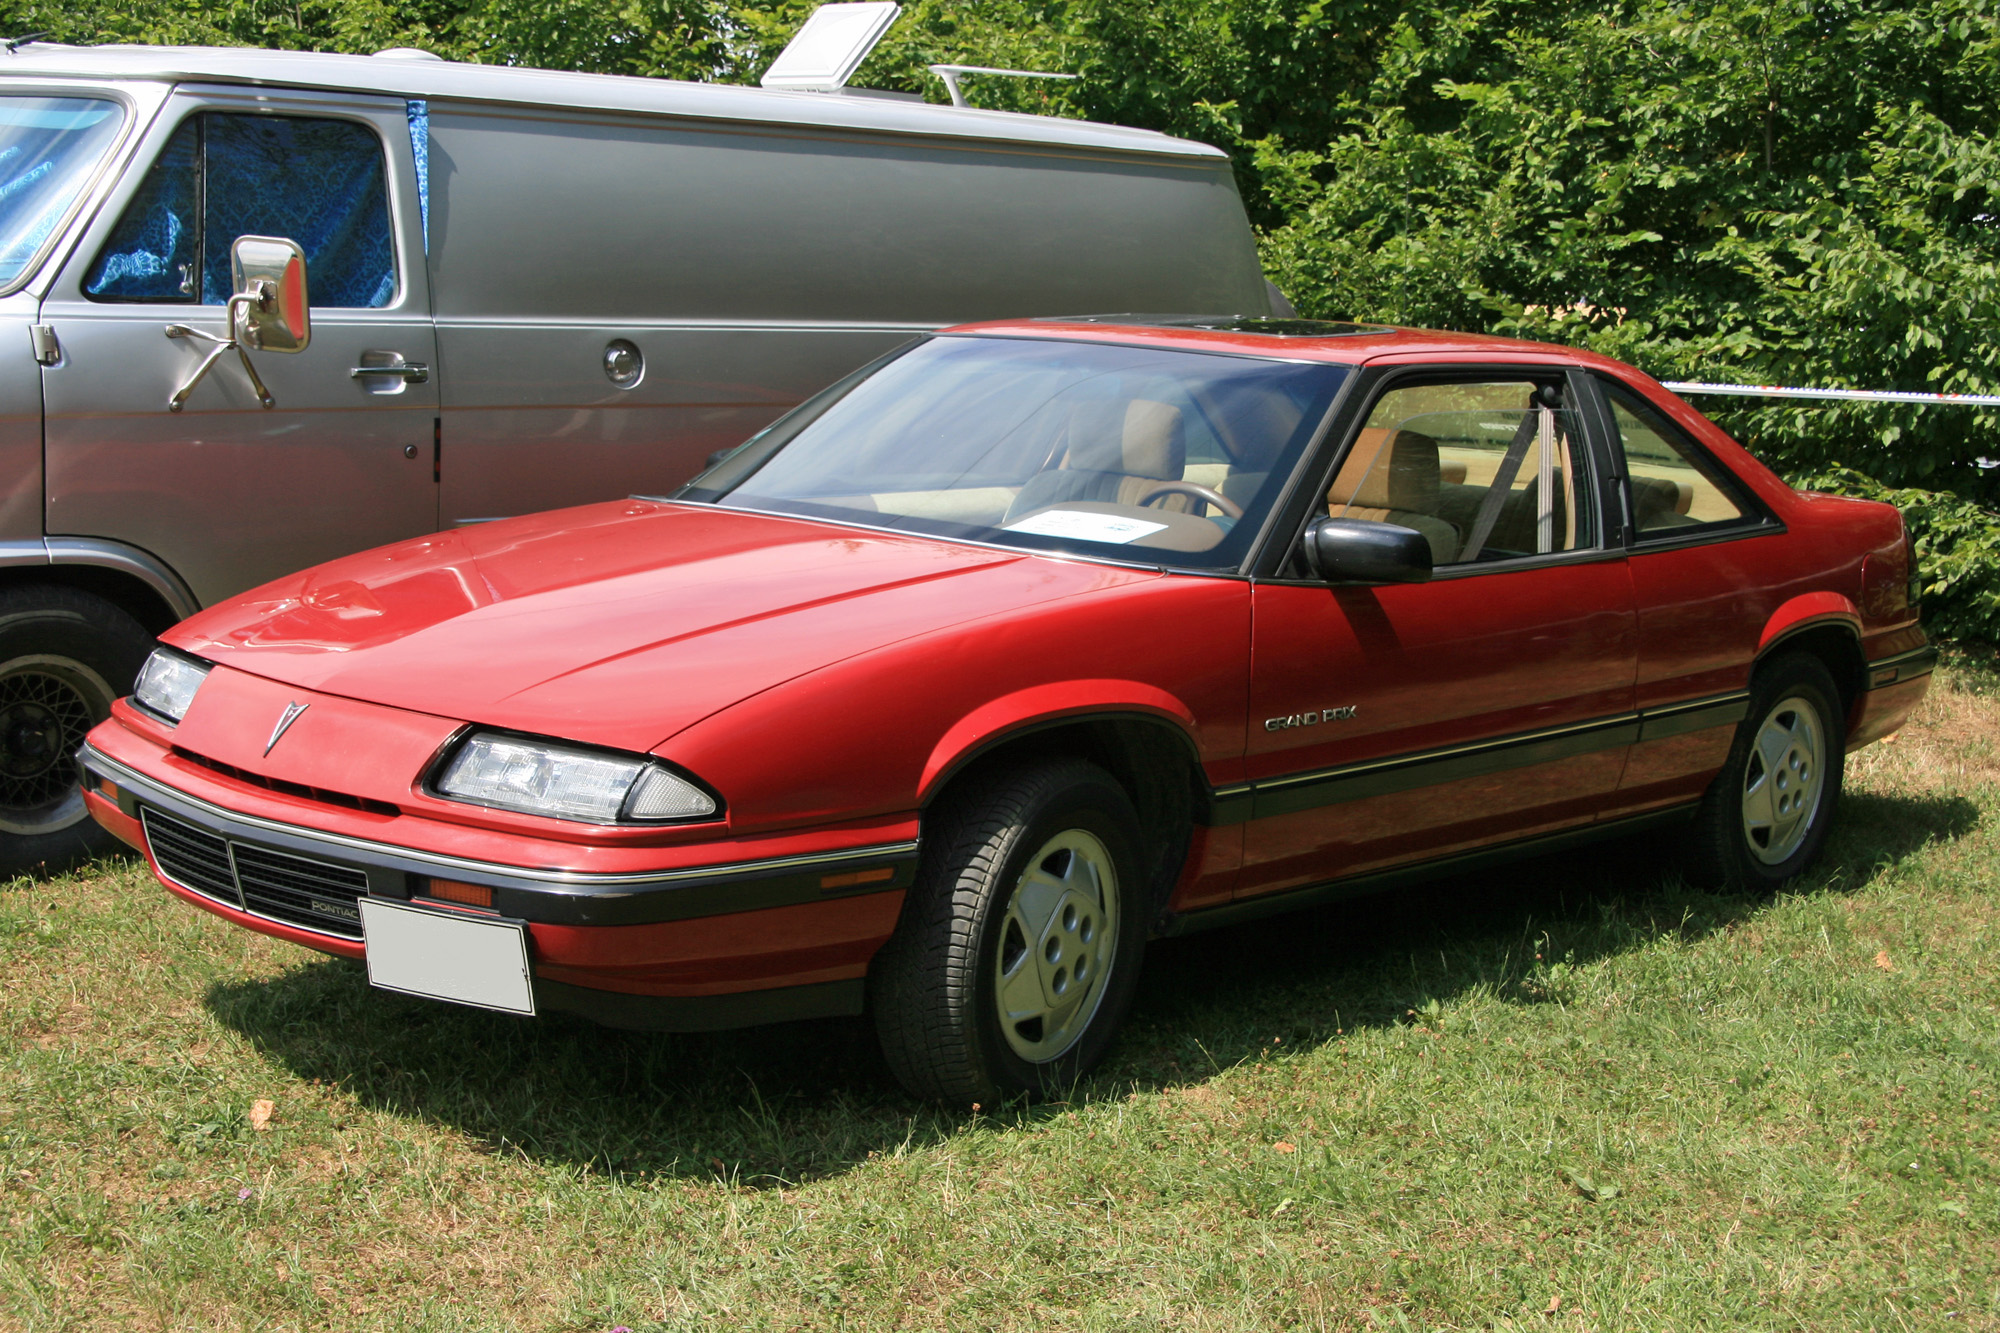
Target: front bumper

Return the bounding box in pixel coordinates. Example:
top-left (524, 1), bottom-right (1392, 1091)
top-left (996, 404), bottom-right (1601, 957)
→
top-left (82, 743), bottom-right (917, 1030)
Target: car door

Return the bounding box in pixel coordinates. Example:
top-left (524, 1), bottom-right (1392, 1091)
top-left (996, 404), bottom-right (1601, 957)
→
top-left (39, 86), bottom-right (438, 609)
top-left (1584, 373), bottom-right (1788, 815)
top-left (1238, 367), bottom-right (1639, 899)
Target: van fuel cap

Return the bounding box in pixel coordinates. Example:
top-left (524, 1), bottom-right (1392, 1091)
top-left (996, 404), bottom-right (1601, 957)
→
top-left (603, 340), bottom-right (643, 388)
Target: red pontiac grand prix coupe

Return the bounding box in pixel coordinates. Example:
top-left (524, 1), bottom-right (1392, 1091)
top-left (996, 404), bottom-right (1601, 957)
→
top-left (80, 317), bottom-right (1933, 1102)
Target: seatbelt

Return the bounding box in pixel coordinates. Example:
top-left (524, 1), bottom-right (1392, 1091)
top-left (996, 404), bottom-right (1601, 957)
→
top-left (1535, 405), bottom-right (1557, 554)
top-left (1460, 410), bottom-right (1538, 561)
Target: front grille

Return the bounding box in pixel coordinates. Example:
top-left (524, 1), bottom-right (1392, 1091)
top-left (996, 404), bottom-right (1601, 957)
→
top-left (141, 807), bottom-right (370, 941)
top-left (233, 842), bottom-right (368, 935)
top-left (142, 809), bottom-right (237, 903)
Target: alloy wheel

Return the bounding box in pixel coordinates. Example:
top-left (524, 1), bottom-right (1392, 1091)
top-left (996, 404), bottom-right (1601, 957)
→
top-left (992, 828), bottom-right (1121, 1063)
top-left (1740, 692), bottom-right (1826, 865)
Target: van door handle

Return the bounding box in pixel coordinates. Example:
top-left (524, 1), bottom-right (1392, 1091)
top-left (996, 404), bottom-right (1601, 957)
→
top-left (350, 362), bottom-right (429, 383)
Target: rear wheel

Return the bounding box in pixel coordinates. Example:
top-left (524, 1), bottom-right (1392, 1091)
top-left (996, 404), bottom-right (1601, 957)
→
top-left (1686, 652), bottom-right (1844, 889)
top-left (871, 759), bottom-right (1147, 1105)
top-left (0, 587), bottom-right (155, 877)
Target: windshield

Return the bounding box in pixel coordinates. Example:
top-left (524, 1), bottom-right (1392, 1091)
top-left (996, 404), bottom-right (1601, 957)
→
top-left (0, 96), bottom-right (125, 290)
top-left (686, 336), bottom-right (1347, 571)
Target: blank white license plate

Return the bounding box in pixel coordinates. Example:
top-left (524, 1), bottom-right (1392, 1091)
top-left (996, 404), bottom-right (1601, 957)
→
top-left (358, 898), bottom-right (535, 1016)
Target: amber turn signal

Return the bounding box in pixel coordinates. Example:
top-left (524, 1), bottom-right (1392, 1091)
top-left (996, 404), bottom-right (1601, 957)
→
top-left (820, 866), bottom-right (895, 890)
top-left (96, 778), bottom-right (121, 802)
top-left (426, 878), bottom-right (495, 908)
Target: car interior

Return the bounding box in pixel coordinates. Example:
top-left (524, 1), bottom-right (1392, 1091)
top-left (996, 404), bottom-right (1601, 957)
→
top-left (1323, 384), bottom-right (1591, 565)
top-left (797, 373), bottom-right (1317, 555)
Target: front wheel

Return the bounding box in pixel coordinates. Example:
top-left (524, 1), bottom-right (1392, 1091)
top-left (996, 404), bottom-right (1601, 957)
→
top-left (0, 586), bottom-right (156, 877)
top-left (1685, 652), bottom-right (1845, 889)
top-left (870, 759), bottom-right (1148, 1105)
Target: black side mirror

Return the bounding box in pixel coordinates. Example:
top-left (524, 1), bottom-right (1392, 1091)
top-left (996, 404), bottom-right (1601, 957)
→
top-left (1302, 517), bottom-right (1433, 584)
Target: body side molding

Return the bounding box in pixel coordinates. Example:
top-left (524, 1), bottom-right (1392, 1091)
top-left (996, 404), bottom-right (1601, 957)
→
top-left (1203, 692), bottom-right (1757, 826)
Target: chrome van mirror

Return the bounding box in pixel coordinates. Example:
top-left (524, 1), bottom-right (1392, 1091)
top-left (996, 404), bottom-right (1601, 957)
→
top-left (164, 235), bottom-right (311, 412)
top-left (1303, 517), bottom-right (1434, 584)
top-left (230, 235), bottom-right (311, 354)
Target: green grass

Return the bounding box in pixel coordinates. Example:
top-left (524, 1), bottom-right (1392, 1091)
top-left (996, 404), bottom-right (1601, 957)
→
top-left (5, 659), bottom-right (1999, 1330)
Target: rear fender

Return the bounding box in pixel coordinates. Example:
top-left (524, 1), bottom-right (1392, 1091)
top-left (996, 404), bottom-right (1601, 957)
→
top-left (1756, 592), bottom-right (1860, 656)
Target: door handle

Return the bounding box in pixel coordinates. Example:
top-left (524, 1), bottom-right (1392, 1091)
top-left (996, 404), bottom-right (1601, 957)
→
top-left (350, 362), bottom-right (430, 384)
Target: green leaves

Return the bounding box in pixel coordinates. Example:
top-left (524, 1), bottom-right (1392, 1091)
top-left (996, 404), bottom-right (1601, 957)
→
top-left (6, 0), bottom-right (1997, 636)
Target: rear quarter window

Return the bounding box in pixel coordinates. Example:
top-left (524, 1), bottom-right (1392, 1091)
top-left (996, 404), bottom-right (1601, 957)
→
top-left (1601, 379), bottom-right (1756, 538)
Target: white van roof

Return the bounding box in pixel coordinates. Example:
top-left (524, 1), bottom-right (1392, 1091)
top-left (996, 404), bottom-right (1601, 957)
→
top-left (0, 43), bottom-right (1227, 160)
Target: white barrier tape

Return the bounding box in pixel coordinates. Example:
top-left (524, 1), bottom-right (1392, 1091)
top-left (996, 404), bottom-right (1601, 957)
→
top-left (1665, 380), bottom-right (2000, 407)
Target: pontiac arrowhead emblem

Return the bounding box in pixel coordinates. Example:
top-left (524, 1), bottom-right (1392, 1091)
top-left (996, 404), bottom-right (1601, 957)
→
top-left (264, 701), bottom-right (309, 756)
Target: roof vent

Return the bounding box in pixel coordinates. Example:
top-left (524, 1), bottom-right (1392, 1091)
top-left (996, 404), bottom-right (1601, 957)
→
top-left (373, 47), bottom-right (445, 61)
top-left (759, 3), bottom-right (900, 93)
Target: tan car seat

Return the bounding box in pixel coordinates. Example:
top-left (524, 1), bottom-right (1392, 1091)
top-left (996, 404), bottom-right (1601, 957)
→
top-left (1326, 428), bottom-right (1459, 563)
top-left (1630, 475), bottom-right (1698, 530)
top-left (1004, 398), bottom-right (1190, 522)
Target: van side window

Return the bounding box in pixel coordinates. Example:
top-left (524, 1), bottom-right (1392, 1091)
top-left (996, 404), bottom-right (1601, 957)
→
top-left (1601, 381), bottom-right (1750, 536)
top-left (85, 113), bottom-right (396, 307)
top-left (1329, 380), bottom-right (1593, 566)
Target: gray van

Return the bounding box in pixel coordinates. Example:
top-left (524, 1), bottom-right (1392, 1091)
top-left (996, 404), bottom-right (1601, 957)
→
top-left (0, 42), bottom-right (1273, 870)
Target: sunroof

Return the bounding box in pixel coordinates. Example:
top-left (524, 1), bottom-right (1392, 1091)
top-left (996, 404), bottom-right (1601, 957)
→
top-left (1043, 314), bottom-right (1394, 337)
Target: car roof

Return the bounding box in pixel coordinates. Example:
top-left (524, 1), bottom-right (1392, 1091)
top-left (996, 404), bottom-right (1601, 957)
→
top-left (0, 43), bottom-right (1223, 160)
top-left (945, 316), bottom-right (1640, 373)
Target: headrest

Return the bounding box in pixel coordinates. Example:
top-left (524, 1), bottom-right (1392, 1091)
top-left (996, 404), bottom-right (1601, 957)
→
top-left (1328, 429), bottom-right (1441, 512)
top-left (1065, 398), bottom-right (1186, 480)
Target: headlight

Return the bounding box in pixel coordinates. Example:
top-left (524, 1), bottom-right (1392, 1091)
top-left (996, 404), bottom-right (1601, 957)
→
top-left (432, 732), bottom-right (719, 824)
top-left (132, 648), bottom-right (212, 724)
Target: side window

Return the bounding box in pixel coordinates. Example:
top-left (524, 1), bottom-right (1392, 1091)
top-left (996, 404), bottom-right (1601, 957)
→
top-left (82, 117), bottom-right (196, 300)
top-left (86, 113), bottom-right (396, 308)
top-left (1601, 381), bottom-right (1748, 536)
top-left (1328, 379), bottom-right (1593, 566)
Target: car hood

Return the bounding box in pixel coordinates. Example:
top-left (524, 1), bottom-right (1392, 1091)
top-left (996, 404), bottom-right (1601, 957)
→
top-left (168, 501), bottom-right (1144, 753)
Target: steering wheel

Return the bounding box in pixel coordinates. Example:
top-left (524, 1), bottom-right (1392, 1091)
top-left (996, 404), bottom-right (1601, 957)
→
top-left (1137, 479), bottom-right (1244, 520)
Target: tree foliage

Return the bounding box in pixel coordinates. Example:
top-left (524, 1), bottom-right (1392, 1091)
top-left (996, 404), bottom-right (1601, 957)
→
top-left (3, 0), bottom-right (1997, 634)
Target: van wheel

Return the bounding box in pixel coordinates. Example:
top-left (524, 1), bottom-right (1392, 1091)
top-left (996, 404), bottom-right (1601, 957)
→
top-left (871, 759), bottom-right (1146, 1105)
top-left (0, 587), bottom-right (155, 877)
top-left (1685, 652), bottom-right (1845, 890)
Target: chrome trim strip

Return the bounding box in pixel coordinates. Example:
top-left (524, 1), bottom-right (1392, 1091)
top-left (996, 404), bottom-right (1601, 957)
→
top-left (1640, 689), bottom-right (1751, 719)
top-left (1635, 691), bottom-right (1751, 743)
top-left (436, 316), bottom-right (943, 335)
top-left (1256, 712), bottom-right (1642, 795)
top-left (1226, 691), bottom-right (1760, 822)
top-left (1865, 644), bottom-right (1939, 687)
top-left (0, 539), bottom-right (49, 568)
top-left (85, 744), bottom-right (917, 890)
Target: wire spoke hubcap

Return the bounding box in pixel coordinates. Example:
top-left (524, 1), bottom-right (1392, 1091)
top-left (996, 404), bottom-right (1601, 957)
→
top-left (994, 828), bottom-right (1119, 1064)
top-left (0, 655), bottom-right (114, 836)
top-left (1740, 692), bottom-right (1826, 865)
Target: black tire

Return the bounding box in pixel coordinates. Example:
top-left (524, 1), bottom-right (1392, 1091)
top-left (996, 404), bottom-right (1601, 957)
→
top-left (870, 759), bottom-right (1148, 1105)
top-left (0, 585), bottom-right (156, 878)
top-left (1685, 652), bottom-right (1845, 890)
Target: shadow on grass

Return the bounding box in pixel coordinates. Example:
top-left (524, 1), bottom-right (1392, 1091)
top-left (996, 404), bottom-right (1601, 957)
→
top-left (205, 787), bottom-right (1979, 1186)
